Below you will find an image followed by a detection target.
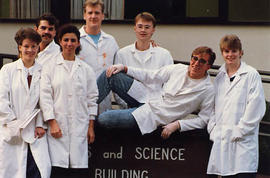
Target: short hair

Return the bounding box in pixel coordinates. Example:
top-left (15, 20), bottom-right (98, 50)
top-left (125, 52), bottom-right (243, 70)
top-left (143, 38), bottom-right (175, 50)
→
top-left (83, 0), bottom-right (104, 13)
top-left (14, 28), bottom-right (41, 57)
top-left (191, 46), bottom-right (216, 66)
top-left (35, 13), bottom-right (59, 30)
top-left (57, 24), bottom-right (81, 55)
top-left (220, 34), bottom-right (242, 52)
top-left (135, 12), bottom-right (156, 28)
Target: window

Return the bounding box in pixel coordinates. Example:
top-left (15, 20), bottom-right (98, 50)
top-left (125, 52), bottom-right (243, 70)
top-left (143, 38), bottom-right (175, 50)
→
top-left (70, 0), bottom-right (124, 20)
top-left (0, 0), bottom-right (50, 19)
top-left (0, 0), bottom-right (269, 24)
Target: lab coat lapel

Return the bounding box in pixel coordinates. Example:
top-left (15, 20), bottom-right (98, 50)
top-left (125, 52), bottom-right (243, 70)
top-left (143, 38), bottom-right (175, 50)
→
top-left (225, 74), bottom-right (241, 95)
top-left (29, 64), bottom-right (41, 95)
top-left (70, 57), bottom-right (81, 78)
top-left (17, 59), bottom-right (29, 93)
top-left (56, 53), bottom-right (70, 73)
top-left (225, 62), bottom-right (247, 95)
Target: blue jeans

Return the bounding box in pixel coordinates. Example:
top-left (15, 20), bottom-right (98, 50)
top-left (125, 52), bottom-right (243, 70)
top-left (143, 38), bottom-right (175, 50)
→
top-left (97, 71), bottom-right (141, 107)
top-left (96, 71), bottom-right (142, 132)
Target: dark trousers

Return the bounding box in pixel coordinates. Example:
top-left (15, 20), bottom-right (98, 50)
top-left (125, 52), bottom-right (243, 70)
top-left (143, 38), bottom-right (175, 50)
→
top-left (208, 173), bottom-right (256, 178)
top-left (26, 145), bottom-right (41, 178)
top-left (50, 167), bottom-right (89, 178)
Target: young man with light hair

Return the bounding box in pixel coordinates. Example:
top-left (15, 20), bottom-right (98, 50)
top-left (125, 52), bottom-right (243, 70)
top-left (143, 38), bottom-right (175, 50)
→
top-left (78, 0), bottom-right (119, 113)
top-left (114, 12), bottom-right (173, 106)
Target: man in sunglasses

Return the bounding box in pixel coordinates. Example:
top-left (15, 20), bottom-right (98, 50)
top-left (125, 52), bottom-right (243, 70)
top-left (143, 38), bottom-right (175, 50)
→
top-left (97, 46), bottom-right (216, 136)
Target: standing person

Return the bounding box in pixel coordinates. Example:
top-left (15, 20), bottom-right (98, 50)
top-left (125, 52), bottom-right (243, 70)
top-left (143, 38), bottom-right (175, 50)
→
top-left (97, 46), bottom-right (216, 135)
top-left (35, 13), bottom-right (60, 66)
top-left (115, 12), bottom-right (173, 69)
top-left (40, 24), bottom-right (98, 178)
top-left (78, 0), bottom-right (119, 113)
top-left (114, 12), bottom-right (173, 106)
top-left (207, 34), bottom-right (265, 178)
top-left (0, 28), bottom-right (51, 178)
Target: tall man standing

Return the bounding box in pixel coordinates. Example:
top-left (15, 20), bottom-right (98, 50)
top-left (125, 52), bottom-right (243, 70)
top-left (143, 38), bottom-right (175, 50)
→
top-left (35, 13), bottom-right (60, 66)
top-left (78, 0), bottom-right (119, 113)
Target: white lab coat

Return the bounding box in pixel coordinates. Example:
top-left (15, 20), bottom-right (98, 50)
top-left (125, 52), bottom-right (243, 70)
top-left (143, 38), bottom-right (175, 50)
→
top-left (127, 64), bottom-right (215, 134)
top-left (115, 43), bottom-right (174, 103)
top-left (0, 59), bottom-right (51, 178)
top-left (207, 62), bottom-right (266, 176)
top-left (40, 53), bottom-right (98, 168)
top-left (36, 40), bottom-right (60, 66)
top-left (78, 26), bottom-right (119, 113)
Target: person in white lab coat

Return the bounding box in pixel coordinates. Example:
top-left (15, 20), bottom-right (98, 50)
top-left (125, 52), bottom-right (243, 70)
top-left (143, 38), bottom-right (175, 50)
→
top-left (78, 0), bottom-right (119, 113)
top-left (35, 13), bottom-right (60, 66)
top-left (97, 46), bottom-right (216, 135)
top-left (0, 28), bottom-right (51, 178)
top-left (40, 24), bottom-right (98, 178)
top-left (206, 35), bottom-right (265, 178)
top-left (114, 12), bottom-right (173, 107)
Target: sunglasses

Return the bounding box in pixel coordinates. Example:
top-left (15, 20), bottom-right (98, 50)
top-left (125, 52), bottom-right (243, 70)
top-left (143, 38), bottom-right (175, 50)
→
top-left (191, 56), bottom-right (207, 64)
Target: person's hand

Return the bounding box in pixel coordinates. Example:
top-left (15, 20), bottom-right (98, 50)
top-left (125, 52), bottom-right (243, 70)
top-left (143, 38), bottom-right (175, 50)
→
top-left (88, 120), bottom-right (95, 144)
top-left (231, 127), bottom-right (242, 142)
top-left (150, 40), bottom-right (159, 47)
top-left (48, 119), bottom-right (62, 138)
top-left (35, 127), bottom-right (46, 138)
top-left (161, 120), bottom-right (180, 139)
top-left (106, 64), bottom-right (125, 77)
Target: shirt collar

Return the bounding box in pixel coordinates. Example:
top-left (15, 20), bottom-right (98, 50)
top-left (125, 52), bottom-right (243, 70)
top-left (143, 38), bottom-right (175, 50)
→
top-left (79, 25), bottom-right (110, 39)
top-left (130, 42), bottom-right (154, 54)
top-left (56, 53), bottom-right (82, 66)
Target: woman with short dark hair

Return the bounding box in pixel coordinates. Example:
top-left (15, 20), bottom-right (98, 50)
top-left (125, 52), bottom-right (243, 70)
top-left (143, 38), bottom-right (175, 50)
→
top-left (0, 28), bottom-right (51, 178)
top-left (40, 24), bottom-right (98, 178)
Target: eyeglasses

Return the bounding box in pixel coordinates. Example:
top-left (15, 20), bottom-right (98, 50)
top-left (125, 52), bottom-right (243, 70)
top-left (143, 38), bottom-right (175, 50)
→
top-left (136, 24), bottom-right (153, 30)
top-left (191, 56), bottom-right (207, 64)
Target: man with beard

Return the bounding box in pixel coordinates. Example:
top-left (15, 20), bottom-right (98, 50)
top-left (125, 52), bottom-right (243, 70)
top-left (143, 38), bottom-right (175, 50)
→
top-left (35, 13), bottom-right (60, 66)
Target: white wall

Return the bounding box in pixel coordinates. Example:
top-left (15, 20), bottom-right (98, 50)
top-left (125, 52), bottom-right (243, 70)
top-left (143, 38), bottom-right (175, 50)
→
top-left (1, 23), bottom-right (270, 99)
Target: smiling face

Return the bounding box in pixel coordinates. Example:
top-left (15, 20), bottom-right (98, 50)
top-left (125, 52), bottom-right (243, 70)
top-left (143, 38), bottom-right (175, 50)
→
top-left (35, 20), bottom-right (56, 45)
top-left (134, 19), bottom-right (155, 42)
top-left (59, 33), bottom-right (80, 57)
top-left (188, 53), bottom-right (211, 79)
top-left (84, 5), bottom-right (104, 31)
top-left (19, 39), bottom-right (39, 64)
top-left (222, 48), bottom-right (243, 66)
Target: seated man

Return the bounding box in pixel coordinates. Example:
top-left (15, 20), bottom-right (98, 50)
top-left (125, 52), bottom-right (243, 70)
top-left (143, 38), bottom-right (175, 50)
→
top-left (114, 12), bottom-right (173, 108)
top-left (97, 46), bottom-right (216, 135)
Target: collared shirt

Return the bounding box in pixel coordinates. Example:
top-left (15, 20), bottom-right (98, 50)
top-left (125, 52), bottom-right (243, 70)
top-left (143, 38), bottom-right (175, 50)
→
top-left (115, 42), bottom-right (173, 70)
top-left (36, 40), bottom-right (60, 66)
top-left (78, 26), bottom-right (119, 78)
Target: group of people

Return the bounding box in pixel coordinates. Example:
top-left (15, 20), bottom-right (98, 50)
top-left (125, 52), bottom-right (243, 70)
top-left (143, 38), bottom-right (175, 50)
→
top-left (0, 0), bottom-right (266, 178)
